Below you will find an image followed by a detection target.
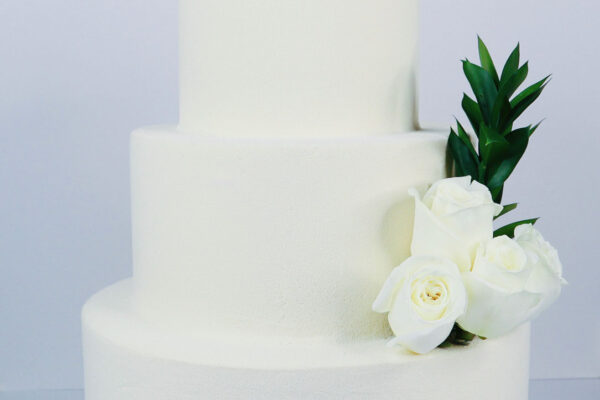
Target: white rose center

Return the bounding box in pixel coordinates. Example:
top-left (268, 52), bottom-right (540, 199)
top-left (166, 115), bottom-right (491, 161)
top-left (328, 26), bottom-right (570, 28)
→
top-left (485, 237), bottom-right (527, 273)
top-left (411, 277), bottom-right (450, 321)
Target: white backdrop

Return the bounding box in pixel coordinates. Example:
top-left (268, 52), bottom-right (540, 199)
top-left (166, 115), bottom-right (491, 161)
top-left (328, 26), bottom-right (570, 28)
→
top-left (1, 0), bottom-right (598, 391)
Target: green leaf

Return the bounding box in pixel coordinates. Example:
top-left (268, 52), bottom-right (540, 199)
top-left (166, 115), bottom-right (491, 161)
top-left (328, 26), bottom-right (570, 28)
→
top-left (509, 92), bottom-right (546, 133)
top-left (491, 186), bottom-right (504, 204)
top-left (462, 94), bottom-right (484, 134)
top-left (478, 36), bottom-right (500, 86)
top-left (491, 94), bottom-right (512, 131)
top-left (529, 120), bottom-right (544, 137)
top-left (485, 127), bottom-right (530, 189)
top-left (502, 91), bottom-right (544, 132)
top-left (499, 62), bottom-right (529, 102)
top-left (479, 124), bottom-right (509, 165)
top-left (439, 324), bottom-right (477, 348)
top-left (463, 60), bottom-right (499, 125)
top-left (500, 43), bottom-right (520, 85)
top-left (495, 203), bottom-right (518, 219)
top-left (511, 75), bottom-right (551, 108)
top-left (455, 120), bottom-right (478, 159)
top-left (494, 218), bottom-right (539, 238)
top-left (448, 129), bottom-right (479, 179)
top-left (453, 38), bottom-right (550, 202)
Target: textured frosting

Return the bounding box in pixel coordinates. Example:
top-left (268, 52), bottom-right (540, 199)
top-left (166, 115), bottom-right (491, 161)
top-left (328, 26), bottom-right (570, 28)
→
top-left (83, 1), bottom-right (533, 398)
top-left (130, 126), bottom-right (448, 340)
top-left (179, 0), bottom-right (419, 137)
top-left (83, 280), bottom-right (531, 400)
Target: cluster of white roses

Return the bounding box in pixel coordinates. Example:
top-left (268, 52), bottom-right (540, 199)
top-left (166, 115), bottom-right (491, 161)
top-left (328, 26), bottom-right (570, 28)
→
top-left (373, 177), bottom-right (566, 354)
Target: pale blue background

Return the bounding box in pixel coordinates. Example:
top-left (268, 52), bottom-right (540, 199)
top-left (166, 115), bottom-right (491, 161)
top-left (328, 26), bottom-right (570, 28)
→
top-left (1, 0), bottom-right (599, 392)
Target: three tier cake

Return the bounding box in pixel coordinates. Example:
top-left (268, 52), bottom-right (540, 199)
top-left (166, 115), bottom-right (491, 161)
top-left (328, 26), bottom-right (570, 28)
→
top-left (82, 1), bottom-right (531, 398)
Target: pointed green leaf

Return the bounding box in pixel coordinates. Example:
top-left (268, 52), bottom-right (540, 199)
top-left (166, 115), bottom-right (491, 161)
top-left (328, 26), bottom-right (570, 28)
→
top-left (511, 75), bottom-right (551, 107)
top-left (503, 85), bottom-right (547, 130)
top-left (500, 43), bottom-right (520, 85)
top-left (499, 62), bottom-right (529, 101)
top-left (448, 129), bottom-right (479, 180)
top-left (455, 120), bottom-right (478, 159)
top-left (486, 127), bottom-right (530, 189)
top-left (529, 120), bottom-right (544, 137)
top-left (462, 94), bottom-right (484, 135)
top-left (463, 60), bottom-right (499, 125)
top-left (491, 185), bottom-right (504, 204)
top-left (478, 36), bottom-right (500, 85)
top-left (495, 63), bottom-right (529, 134)
top-left (494, 218), bottom-right (539, 238)
top-left (495, 203), bottom-right (518, 219)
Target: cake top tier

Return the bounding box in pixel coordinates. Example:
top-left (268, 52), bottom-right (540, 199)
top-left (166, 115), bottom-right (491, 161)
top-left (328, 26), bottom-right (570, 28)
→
top-left (179, 0), bottom-right (419, 137)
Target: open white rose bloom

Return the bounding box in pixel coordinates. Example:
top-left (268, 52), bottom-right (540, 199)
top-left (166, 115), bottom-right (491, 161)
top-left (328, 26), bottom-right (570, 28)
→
top-left (410, 177), bottom-right (503, 271)
top-left (373, 256), bottom-right (467, 354)
top-left (375, 177), bottom-right (565, 353)
top-left (457, 236), bottom-right (542, 338)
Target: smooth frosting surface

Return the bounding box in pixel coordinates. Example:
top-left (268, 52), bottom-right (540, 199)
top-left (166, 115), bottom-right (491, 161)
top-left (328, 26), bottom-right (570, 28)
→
top-left (82, 280), bottom-right (530, 399)
top-left (82, 1), bottom-right (534, 398)
top-left (130, 126), bottom-right (448, 340)
top-left (179, 0), bottom-right (419, 137)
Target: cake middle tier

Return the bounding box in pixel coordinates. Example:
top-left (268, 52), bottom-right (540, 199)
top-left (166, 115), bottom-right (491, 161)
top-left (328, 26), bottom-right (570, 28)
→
top-left (131, 127), bottom-right (447, 340)
top-left (179, 0), bottom-right (419, 137)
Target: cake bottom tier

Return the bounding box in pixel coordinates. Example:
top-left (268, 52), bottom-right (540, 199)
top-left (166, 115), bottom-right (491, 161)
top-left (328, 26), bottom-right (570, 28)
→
top-left (82, 280), bottom-right (530, 400)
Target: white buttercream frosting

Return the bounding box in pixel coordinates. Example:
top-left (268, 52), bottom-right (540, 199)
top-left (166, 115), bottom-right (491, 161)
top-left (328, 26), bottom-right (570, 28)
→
top-left (130, 126), bottom-right (447, 340)
top-left (82, 280), bottom-right (530, 400)
top-left (179, 0), bottom-right (419, 137)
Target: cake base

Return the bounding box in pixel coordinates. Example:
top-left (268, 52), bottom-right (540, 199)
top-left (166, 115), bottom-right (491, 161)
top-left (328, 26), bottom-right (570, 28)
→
top-left (82, 280), bottom-right (530, 399)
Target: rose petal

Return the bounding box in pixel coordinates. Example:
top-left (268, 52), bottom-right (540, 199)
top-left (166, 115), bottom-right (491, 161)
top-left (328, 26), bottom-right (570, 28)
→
top-left (438, 203), bottom-right (500, 262)
top-left (457, 272), bottom-right (542, 338)
top-left (410, 190), bottom-right (472, 271)
top-left (390, 321), bottom-right (455, 354)
top-left (372, 264), bottom-right (409, 313)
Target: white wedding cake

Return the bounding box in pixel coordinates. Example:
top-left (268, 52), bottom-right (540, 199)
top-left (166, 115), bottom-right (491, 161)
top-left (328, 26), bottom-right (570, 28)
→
top-left (82, 1), bottom-right (531, 399)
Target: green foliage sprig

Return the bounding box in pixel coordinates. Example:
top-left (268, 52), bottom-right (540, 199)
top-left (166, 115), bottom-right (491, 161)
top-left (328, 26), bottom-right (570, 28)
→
top-left (443, 38), bottom-right (550, 347)
top-left (448, 37), bottom-right (550, 210)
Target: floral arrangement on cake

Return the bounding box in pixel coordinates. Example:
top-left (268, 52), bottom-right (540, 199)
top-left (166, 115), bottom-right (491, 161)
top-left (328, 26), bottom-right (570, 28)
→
top-left (373, 38), bottom-right (566, 354)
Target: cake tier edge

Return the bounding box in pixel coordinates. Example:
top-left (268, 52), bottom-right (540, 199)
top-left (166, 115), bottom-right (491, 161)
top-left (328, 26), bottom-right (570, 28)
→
top-left (82, 280), bottom-right (530, 400)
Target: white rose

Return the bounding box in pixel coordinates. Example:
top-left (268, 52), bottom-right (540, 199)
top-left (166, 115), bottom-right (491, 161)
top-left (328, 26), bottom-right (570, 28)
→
top-left (457, 236), bottom-right (542, 338)
top-left (373, 256), bottom-right (467, 354)
top-left (515, 224), bottom-right (566, 317)
top-left (410, 177), bottom-right (503, 272)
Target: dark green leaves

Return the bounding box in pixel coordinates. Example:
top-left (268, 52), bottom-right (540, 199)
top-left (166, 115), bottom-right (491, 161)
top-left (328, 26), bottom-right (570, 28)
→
top-left (499, 62), bottom-right (528, 104)
top-left (511, 75), bottom-right (550, 108)
top-left (439, 324), bottom-right (477, 347)
top-left (448, 129), bottom-right (479, 178)
top-left (485, 127), bottom-right (530, 192)
top-left (462, 94), bottom-right (483, 133)
top-left (500, 43), bottom-right (520, 83)
top-left (443, 37), bottom-right (548, 263)
top-left (478, 124), bottom-right (509, 167)
top-left (447, 37), bottom-right (549, 204)
top-left (456, 120), bottom-right (478, 159)
top-left (494, 218), bottom-right (539, 238)
top-left (463, 60), bottom-right (498, 125)
top-left (478, 36), bottom-right (500, 85)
